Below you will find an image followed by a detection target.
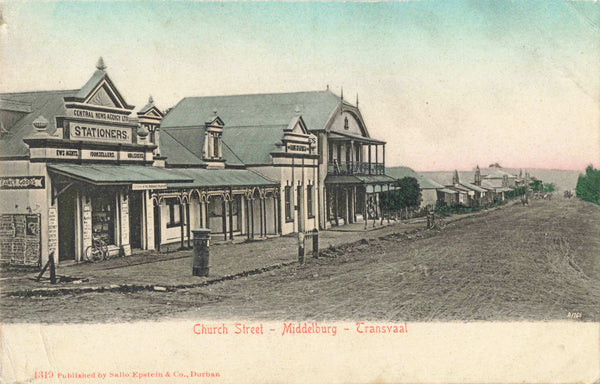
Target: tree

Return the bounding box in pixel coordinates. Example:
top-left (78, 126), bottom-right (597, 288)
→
top-left (382, 177), bottom-right (422, 212)
top-left (530, 179), bottom-right (543, 192)
top-left (575, 165), bottom-right (600, 205)
top-left (543, 183), bottom-right (556, 193)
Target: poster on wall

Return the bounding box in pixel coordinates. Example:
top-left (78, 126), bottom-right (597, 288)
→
top-left (47, 207), bottom-right (58, 261)
top-left (82, 204), bottom-right (92, 251)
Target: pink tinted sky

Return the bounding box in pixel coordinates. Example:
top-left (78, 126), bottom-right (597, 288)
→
top-left (0, 1), bottom-right (598, 171)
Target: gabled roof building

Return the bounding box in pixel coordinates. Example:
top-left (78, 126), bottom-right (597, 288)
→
top-left (0, 59), bottom-right (277, 266)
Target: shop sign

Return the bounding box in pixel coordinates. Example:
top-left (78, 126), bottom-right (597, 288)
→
top-left (81, 149), bottom-right (118, 160)
top-left (132, 183), bottom-right (167, 190)
top-left (120, 151), bottom-right (146, 161)
top-left (0, 176), bottom-right (45, 189)
top-left (287, 143), bottom-right (309, 153)
top-left (52, 148), bottom-right (80, 159)
top-left (67, 108), bottom-right (129, 123)
top-left (68, 122), bottom-right (131, 144)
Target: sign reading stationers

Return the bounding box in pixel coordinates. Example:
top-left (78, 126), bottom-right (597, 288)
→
top-left (68, 121), bottom-right (131, 144)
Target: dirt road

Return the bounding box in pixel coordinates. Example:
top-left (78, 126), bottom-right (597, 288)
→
top-left (2, 197), bottom-right (598, 323)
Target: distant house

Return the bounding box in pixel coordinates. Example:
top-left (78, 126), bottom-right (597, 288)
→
top-left (385, 166), bottom-right (443, 209)
top-left (445, 170), bottom-right (488, 207)
top-left (483, 169), bottom-right (518, 188)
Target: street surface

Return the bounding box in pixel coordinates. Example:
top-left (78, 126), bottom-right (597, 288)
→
top-left (1, 198), bottom-right (598, 323)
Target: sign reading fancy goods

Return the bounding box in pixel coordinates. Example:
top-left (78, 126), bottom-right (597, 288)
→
top-left (68, 122), bottom-right (131, 144)
top-left (0, 176), bottom-right (45, 190)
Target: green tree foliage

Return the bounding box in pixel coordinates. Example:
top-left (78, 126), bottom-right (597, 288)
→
top-left (575, 165), bottom-right (600, 205)
top-left (505, 186), bottom-right (526, 199)
top-left (530, 179), bottom-right (543, 192)
top-left (543, 183), bottom-right (556, 193)
top-left (381, 177), bottom-right (422, 211)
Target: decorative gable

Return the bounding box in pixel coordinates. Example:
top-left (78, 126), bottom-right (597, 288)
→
top-left (146, 109), bottom-right (162, 118)
top-left (87, 86), bottom-right (118, 107)
top-left (281, 115), bottom-right (312, 155)
top-left (64, 58), bottom-right (134, 111)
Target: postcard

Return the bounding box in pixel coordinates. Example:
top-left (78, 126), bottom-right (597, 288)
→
top-left (1, 1), bottom-right (599, 383)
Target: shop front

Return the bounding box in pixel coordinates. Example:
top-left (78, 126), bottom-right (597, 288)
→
top-left (46, 164), bottom-right (192, 263)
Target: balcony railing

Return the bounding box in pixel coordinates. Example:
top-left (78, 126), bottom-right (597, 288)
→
top-left (328, 161), bottom-right (385, 176)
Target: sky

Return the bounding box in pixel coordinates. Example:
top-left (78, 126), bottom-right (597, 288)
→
top-left (0, 0), bottom-right (598, 171)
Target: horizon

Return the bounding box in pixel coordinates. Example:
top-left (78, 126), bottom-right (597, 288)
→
top-left (1, 1), bottom-right (598, 171)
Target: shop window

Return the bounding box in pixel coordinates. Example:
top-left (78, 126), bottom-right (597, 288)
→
top-left (91, 194), bottom-right (115, 245)
top-left (167, 199), bottom-right (181, 228)
top-left (285, 186), bottom-right (293, 222)
top-left (307, 185), bottom-right (314, 218)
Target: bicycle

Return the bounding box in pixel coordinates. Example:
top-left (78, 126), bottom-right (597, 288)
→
top-left (85, 232), bottom-right (108, 262)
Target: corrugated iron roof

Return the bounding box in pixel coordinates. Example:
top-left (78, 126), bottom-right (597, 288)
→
top-left (329, 131), bottom-right (385, 144)
top-left (48, 164), bottom-right (193, 185)
top-left (159, 129), bottom-right (206, 166)
top-left (74, 69), bottom-right (106, 99)
top-left (459, 182), bottom-right (487, 193)
top-left (438, 188), bottom-right (458, 194)
top-left (222, 126), bottom-right (283, 165)
top-left (386, 166), bottom-right (444, 189)
top-left (161, 126), bottom-right (206, 160)
top-left (167, 168), bottom-right (277, 188)
top-left (325, 174), bottom-right (396, 185)
top-left (161, 90), bottom-right (342, 132)
top-left (0, 90), bottom-right (77, 158)
top-left (0, 97), bottom-right (33, 113)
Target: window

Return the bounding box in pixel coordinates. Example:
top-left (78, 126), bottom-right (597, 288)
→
top-left (344, 116), bottom-right (349, 130)
top-left (307, 185), bottom-right (314, 218)
top-left (167, 199), bottom-right (181, 228)
top-left (213, 134), bottom-right (220, 159)
top-left (284, 186), bottom-right (293, 222)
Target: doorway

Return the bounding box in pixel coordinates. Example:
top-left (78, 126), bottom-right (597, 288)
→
top-left (129, 192), bottom-right (142, 249)
top-left (153, 204), bottom-right (161, 251)
top-left (297, 185), bottom-right (304, 232)
top-left (57, 188), bottom-right (77, 262)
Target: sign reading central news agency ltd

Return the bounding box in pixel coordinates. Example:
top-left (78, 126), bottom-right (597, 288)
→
top-left (67, 121), bottom-right (132, 144)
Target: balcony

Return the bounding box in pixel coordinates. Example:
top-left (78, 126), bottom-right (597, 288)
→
top-left (327, 161), bottom-right (385, 176)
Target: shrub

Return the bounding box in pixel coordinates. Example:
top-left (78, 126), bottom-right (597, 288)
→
top-left (544, 183), bottom-right (556, 193)
top-left (575, 165), bottom-right (600, 205)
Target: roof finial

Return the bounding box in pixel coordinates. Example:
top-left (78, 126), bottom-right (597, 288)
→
top-left (326, 84), bottom-right (329, 91)
top-left (148, 95), bottom-right (154, 104)
top-left (295, 105), bottom-right (301, 116)
top-left (32, 115), bottom-right (49, 136)
top-left (213, 108), bottom-right (218, 116)
top-left (341, 86), bottom-right (344, 101)
top-left (96, 57), bottom-right (107, 71)
top-left (356, 93), bottom-right (359, 107)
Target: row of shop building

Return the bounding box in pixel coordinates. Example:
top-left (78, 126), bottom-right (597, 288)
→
top-left (386, 165), bottom-right (530, 210)
top-left (0, 59), bottom-right (397, 266)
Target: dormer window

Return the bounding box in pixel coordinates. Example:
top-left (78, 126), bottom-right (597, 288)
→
top-left (212, 133), bottom-right (221, 159)
top-left (203, 114), bottom-right (225, 165)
